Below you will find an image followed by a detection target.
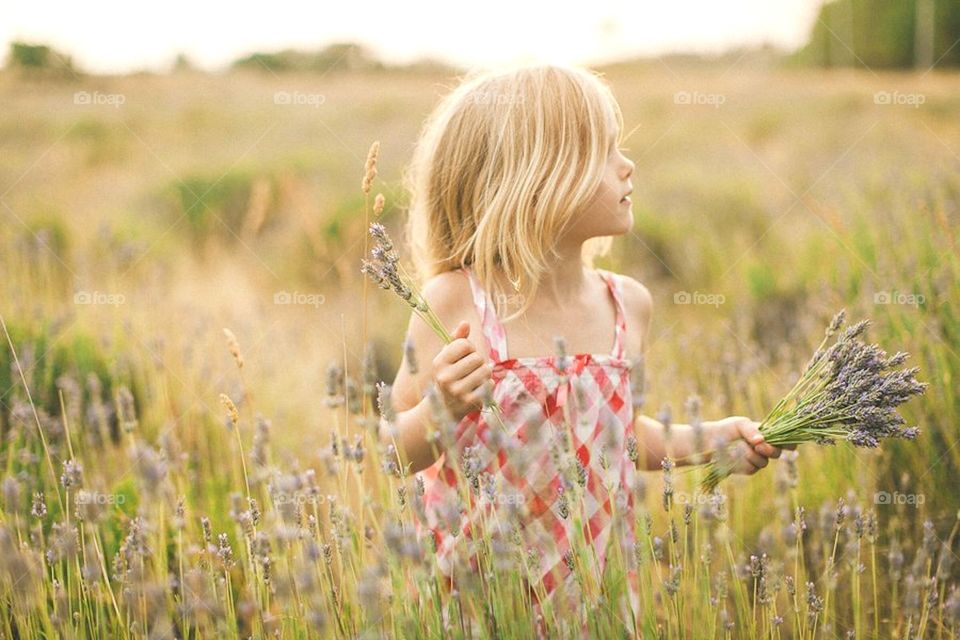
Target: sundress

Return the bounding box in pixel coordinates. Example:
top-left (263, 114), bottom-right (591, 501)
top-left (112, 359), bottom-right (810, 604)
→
top-left (412, 265), bottom-right (641, 627)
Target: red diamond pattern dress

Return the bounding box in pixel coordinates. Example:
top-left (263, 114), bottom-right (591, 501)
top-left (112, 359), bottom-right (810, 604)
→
top-left (413, 265), bottom-right (641, 621)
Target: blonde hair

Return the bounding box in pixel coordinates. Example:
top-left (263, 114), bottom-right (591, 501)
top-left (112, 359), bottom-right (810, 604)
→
top-left (402, 62), bottom-right (623, 323)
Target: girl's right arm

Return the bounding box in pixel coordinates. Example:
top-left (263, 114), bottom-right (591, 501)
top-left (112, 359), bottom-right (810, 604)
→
top-left (381, 273), bottom-right (493, 475)
top-left (382, 394), bottom-right (445, 475)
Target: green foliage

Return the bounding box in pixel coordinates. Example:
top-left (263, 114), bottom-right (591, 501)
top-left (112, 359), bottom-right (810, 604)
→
top-left (7, 41), bottom-right (80, 76)
top-left (798, 0), bottom-right (960, 68)
top-left (746, 261), bottom-right (777, 301)
top-left (168, 168), bottom-right (266, 249)
top-left (0, 320), bottom-right (124, 442)
top-left (231, 43), bottom-right (385, 74)
top-left (66, 117), bottom-right (129, 166)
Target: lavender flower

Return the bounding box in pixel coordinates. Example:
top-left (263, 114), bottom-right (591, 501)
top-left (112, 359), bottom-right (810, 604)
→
top-left (702, 309), bottom-right (927, 491)
top-left (662, 457), bottom-right (675, 511)
top-left (31, 492), bottom-right (47, 519)
top-left (324, 361), bottom-right (345, 409)
top-left (61, 459), bottom-right (83, 489)
top-left (361, 222), bottom-right (509, 425)
top-left (403, 335), bottom-right (419, 375)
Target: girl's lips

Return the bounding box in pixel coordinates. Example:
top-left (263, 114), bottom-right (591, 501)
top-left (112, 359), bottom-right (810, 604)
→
top-left (620, 196), bottom-right (632, 205)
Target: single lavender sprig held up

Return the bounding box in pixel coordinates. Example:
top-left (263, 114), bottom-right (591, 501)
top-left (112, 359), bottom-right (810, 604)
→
top-left (361, 222), bottom-right (506, 424)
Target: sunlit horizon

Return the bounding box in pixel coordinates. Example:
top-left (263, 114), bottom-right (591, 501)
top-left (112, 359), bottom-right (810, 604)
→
top-left (3, 0), bottom-right (825, 74)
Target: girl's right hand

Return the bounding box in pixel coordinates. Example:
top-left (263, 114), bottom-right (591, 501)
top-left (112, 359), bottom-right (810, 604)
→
top-left (431, 320), bottom-right (494, 420)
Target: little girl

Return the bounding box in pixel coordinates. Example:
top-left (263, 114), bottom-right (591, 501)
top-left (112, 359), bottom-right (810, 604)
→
top-left (383, 62), bottom-right (786, 628)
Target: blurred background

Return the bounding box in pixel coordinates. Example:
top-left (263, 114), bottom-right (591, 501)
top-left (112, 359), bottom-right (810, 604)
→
top-left (1, 0), bottom-right (958, 540)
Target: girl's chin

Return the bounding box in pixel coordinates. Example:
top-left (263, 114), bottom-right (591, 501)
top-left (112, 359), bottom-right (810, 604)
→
top-left (604, 219), bottom-right (633, 237)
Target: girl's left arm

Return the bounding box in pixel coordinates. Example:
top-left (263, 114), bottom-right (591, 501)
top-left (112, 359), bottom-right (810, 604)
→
top-left (632, 414), bottom-right (784, 472)
top-left (620, 275), bottom-right (790, 474)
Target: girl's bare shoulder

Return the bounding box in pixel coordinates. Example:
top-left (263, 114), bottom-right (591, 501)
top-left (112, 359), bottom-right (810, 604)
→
top-left (609, 272), bottom-right (653, 351)
top-left (392, 269), bottom-right (486, 412)
top-left (419, 269), bottom-right (475, 318)
top-left (410, 269), bottom-right (487, 355)
top-left (614, 273), bottom-right (652, 313)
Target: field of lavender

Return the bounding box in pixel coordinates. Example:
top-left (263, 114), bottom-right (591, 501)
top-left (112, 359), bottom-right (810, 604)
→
top-left (0, 61), bottom-right (958, 638)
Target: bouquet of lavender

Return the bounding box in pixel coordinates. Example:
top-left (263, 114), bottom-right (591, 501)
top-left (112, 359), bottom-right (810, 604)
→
top-left (701, 309), bottom-right (927, 491)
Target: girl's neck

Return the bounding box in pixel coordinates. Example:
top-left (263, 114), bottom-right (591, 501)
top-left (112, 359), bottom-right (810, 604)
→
top-left (531, 242), bottom-right (592, 307)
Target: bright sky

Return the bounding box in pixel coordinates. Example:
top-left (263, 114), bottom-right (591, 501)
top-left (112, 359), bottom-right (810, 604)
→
top-left (3, 0), bottom-right (826, 74)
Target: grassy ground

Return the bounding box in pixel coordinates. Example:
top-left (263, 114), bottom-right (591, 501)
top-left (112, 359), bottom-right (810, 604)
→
top-left (0, 61), bottom-right (957, 637)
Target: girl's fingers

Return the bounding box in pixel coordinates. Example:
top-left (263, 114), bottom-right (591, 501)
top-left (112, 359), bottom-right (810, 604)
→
top-left (736, 420), bottom-right (764, 446)
top-left (437, 337), bottom-right (475, 364)
top-left (735, 419), bottom-right (784, 458)
top-left (450, 361), bottom-right (493, 397)
top-left (746, 450), bottom-right (768, 471)
top-left (444, 351), bottom-right (486, 382)
top-left (755, 442), bottom-right (781, 459)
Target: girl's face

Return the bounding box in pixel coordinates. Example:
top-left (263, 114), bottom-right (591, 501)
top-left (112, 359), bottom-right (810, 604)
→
top-left (565, 128), bottom-right (636, 242)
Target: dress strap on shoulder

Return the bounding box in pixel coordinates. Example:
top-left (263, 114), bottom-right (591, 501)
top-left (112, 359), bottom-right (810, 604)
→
top-left (460, 266), bottom-right (510, 363)
top-left (597, 269), bottom-right (628, 360)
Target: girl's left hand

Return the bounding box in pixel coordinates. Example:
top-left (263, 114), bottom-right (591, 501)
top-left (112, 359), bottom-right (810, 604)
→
top-left (707, 416), bottom-right (796, 476)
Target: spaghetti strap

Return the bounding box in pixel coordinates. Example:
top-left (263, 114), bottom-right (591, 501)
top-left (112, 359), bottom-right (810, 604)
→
top-left (460, 266), bottom-right (509, 363)
top-left (596, 269), bottom-right (628, 360)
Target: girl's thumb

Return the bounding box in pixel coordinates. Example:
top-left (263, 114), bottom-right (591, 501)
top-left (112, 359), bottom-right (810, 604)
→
top-left (454, 320), bottom-right (470, 337)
